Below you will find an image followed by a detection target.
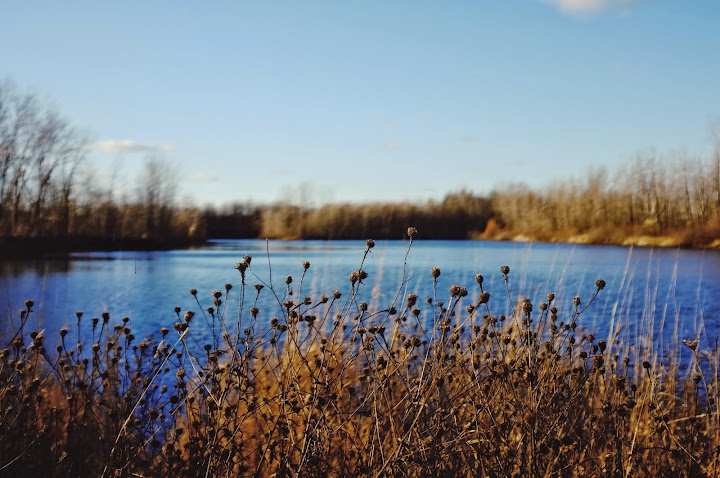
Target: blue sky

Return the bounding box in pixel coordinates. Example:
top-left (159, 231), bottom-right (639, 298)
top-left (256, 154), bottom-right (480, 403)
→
top-left (2, 0), bottom-right (719, 207)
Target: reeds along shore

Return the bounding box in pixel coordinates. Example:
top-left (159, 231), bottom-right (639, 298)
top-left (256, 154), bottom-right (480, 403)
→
top-left (1, 231), bottom-right (719, 477)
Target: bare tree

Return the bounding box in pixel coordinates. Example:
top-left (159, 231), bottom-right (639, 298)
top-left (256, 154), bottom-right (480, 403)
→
top-left (137, 156), bottom-right (178, 238)
top-left (0, 80), bottom-right (85, 236)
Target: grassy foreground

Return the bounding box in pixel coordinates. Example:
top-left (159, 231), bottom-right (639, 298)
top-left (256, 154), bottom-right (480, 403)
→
top-left (1, 230), bottom-right (718, 477)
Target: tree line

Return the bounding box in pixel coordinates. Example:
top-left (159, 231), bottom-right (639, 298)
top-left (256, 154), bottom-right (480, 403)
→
top-left (3, 80), bottom-right (719, 250)
top-left (0, 81), bottom-right (202, 249)
top-left (488, 149), bottom-right (720, 246)
top-left (207, 147), bottom-right (720, 246)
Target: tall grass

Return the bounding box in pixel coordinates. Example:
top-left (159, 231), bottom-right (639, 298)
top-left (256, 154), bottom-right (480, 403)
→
top-left (1, 230), bottom-right (718, 477)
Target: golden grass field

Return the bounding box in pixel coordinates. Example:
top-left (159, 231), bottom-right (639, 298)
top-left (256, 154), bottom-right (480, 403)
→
top-left (1, 231), bottom-right (718, 477)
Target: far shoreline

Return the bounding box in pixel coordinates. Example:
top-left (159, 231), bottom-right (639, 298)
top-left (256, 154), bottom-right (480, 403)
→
top-left (3, 230), bottom-right (719, 261)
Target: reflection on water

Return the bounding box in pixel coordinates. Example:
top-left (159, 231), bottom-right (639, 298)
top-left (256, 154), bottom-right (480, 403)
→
top-left (1, 258), bottom-right (73, 277)
top-left (2, 240), bottom-right (719, 361)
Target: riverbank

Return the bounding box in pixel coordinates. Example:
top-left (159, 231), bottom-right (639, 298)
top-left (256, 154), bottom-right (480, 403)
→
top-left (3, 223), bottom-right (718, 261)
top-left (476, 223), bottom-right (720, 250)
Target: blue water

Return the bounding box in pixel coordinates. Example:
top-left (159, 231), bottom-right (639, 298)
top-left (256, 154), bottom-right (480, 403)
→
top-left (2, 239), bottom-right (719, 360)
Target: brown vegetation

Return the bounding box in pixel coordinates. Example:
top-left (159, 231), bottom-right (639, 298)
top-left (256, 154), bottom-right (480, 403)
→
top-left (1, 236), bottom-right (718, 476)
top-left (3, 79), bottom-right (720, 251)
top-left (0, 81), bottom-right (203, 253)
top-left (214, 148), bottom-right (720, 248)
top-left (487, 152), bottom-right (720, 248)
top-left (257, 190), bottom-right (492, 240)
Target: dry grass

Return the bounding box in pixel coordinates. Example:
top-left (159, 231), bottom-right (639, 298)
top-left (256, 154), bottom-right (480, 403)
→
top-left (1, 231), bottom-right (718, 477)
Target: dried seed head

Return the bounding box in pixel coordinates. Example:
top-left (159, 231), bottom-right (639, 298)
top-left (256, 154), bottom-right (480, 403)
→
top-left (547, 292), bottom-right (555, 302)
top-left (366, 239), bottom-right (375, 249)
top-left (431, 267), bottom-right (441, 279)
top-left (683, 338), bottom-right (699, 351)
top-left (254, 284), bottom-right (264, 292)
top-left (359, 302), bottom-right (368, 312)
top-left (189, 288), bottom-right (197, 296)
top-left (285, 275), bottom-right (293, 285)
top-left (24, 299), bottom-right (34, 309)
top-left (479, 292), bottom-right (490, 304)
top-left (407, 227), bottom-right (418, 238)
top-left (475, 274), bottom-right (484, 285)
top-left (407, 294), bottom-right (418, 307)
top-left (303, 261), bottom-right (310, 270)
top-left (59, 327), bottom-right (68, 338)
top-left (500, 265), bottom-right (510, 276)
top-left (212, 290), bottom-right (222, 299)
top-left (225, 283), bottom-right (232, 291)
top-left (573, 296), bottom-right (581, 307)
top-left (333, 290), bottom-right (342, 299)
top-left (522, 299), bottom-right (533, 315)
top-left (595, 279), bottom-right (606, 290)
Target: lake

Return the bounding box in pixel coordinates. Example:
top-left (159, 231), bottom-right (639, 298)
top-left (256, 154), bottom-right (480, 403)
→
top-left (2, 239), bottom-right (719, 361)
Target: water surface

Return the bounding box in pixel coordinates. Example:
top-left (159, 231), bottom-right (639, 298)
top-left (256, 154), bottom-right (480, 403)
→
top-left (3, 240), bottom-right (719, 359)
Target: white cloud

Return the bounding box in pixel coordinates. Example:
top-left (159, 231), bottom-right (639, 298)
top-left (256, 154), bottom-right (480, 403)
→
top-left (191, 173), bottom-right (219, 183)
top-left (538, 0), bottom-right (637, 14)
top-left (87, 139), bottom-right (174, 154)
top-left (384, 140), bottom-right (398, 150)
